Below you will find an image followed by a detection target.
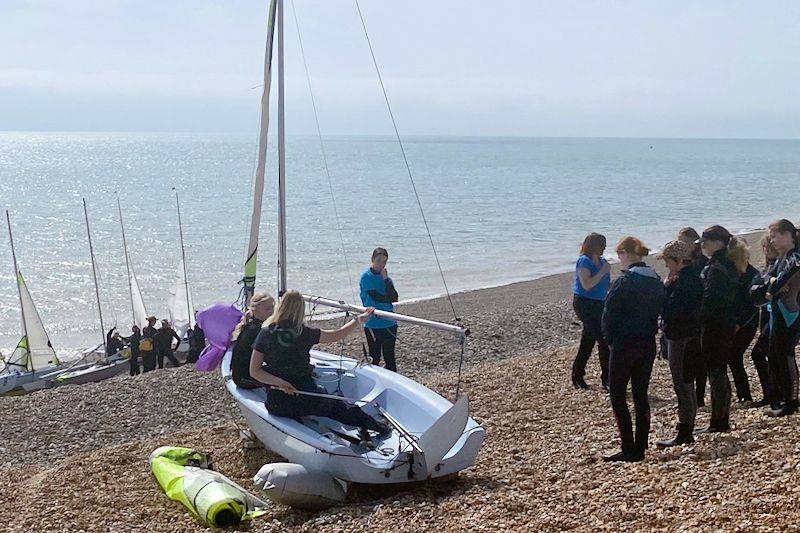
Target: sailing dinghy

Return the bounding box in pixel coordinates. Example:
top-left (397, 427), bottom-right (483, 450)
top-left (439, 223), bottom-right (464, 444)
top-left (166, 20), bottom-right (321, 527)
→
top-left (216, 0), bottom-right (484, 489)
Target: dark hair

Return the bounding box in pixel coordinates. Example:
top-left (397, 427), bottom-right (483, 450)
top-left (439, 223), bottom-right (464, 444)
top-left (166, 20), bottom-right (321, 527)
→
top-left (677, 227), bottom-right (702, 259)
top-left (768, 219), bottom-right (799, 247)
top-left (616, 236), bottom-right (650, 257)
top-left (760, 233), bottom-right (779, 268)
top-left (579, 233), bottom-right (606, 256)
top-left (371, 247), bottom-right (388, 260)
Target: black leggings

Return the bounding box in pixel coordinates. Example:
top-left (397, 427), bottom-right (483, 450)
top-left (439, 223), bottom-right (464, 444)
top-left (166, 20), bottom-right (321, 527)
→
top-left (129, 352), bottom-right (140, 376)
top-left (769, 311), bottom-right (800, 405)
top-left (365, 325), bottom-right (398, 372)
top-left (157, 348), bottom-right (181, 369)
top-left (572, 295), bottom-right (610, 385)
top-left (267, 386), bottom-right (382, 431)
top-left (750, 327), bottom-right (777, 402)
top-left (609, 337), bottom-right (656, 454)
top-left (728, 322), bottom-right (758, 401)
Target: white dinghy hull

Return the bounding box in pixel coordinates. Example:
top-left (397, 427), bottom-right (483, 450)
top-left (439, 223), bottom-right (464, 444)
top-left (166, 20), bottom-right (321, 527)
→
top-left (222, 350), bottom-right (484, 485)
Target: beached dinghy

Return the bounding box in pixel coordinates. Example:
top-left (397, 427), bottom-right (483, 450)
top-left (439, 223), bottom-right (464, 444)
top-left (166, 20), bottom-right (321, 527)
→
top-left (211, 0), bottom-right (485, 488)
top-left (222, 344), bottom-right (484, 484)
top-left (1, 211), bottom-right (71, 395)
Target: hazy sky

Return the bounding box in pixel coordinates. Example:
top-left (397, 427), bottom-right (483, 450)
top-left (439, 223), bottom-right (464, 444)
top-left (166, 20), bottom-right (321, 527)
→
top-left (1, 0), bottom-right (799, 138)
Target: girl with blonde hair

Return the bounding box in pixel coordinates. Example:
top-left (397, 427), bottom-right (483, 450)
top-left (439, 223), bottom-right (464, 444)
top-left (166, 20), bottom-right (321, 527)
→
top-left (249, 291), bottom-right (389, 443)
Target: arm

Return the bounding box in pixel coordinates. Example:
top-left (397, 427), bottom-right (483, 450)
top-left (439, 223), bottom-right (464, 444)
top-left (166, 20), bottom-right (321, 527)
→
top-left (367, 279), bottom-right (398, 303)
top-left (248, 350), bottom-right (297, 394)
top-left (171, 329), bottom-right (182, 350)
top-left (577, 260), bottom-right (611, 291)
top-left (318, 308), bottom-right (374, 344)
top-left (769, 253), bottom-right (800, 296)
top-left (601, 278), bottom-right (625, 344)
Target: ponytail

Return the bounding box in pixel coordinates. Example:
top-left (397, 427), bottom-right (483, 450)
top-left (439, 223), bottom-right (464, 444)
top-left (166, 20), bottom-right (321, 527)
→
top-left (726, 237), bottom-right (750, 274)
top-left (615, 236), bottom-right (650, 258)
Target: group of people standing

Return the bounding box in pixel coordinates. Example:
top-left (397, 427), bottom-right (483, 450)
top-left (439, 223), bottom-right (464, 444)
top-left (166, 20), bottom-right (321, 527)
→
top-left (571, 219), bottom-right (800, 462)
top-left (106, 315), bottom-right (206, 376)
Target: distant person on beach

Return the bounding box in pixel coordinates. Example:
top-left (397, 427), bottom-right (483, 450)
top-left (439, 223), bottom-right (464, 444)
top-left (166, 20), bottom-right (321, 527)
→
top-left (230, 292), bottom-right (275, 388)
top-left (155, 319), bottom-right (182, 368)
top-left (123, 325), bottom-right (142, 376)
top-left (186, 312), bottom-right (206, 364)
top-left (677, 227), bottom-right (709, 407)
top-left (141, 316), bottom-right (158, 373)
top-left (105, 327), bottom-right (124, 358)
top-left (750, 219), bottom-right (800, 417)
top-left (249, 290), bottom-right (389, 445)
top-left (728, 243), bottom-right (760, 404)
top-left (571, 233), bottom-right (611, 390)
top-left (696, 225), bottom-right (742, 433)
top-left (360, 247), bottom-right (400, 372)
top-left (749, 235), bottom-right (780, 407)
top-left (656, 240), bottom-right (703, 448)
top-left (601, 237), bottom-right (664, 462)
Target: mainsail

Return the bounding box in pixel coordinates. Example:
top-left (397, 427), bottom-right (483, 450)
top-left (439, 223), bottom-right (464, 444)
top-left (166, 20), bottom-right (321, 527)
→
top-left (130, 265), bottom-right (149, 329)
top-left (168, 259), bottom-right (195, 331)
top-left (12, 272), bottom-right (58, 370)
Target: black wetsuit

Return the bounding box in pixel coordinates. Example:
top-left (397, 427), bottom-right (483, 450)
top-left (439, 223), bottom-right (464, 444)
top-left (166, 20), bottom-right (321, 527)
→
top-left (123, 331), bottom-right (141, 376)
top-left (728, 264), bottom-right (760, 401)
top-left (602, 262), bottom-right (664, 456)
top-left (253, 322), bottom-right (382, 432)
top-left (186, 325), bottom-right (205, 364)
top-left (106, 328), bottom-right (124, 358)
top-left (155, 326), bottom-right (181, 368)
top-left (699, 249), bottom-right (739, 428)
top-left (141, 325), bottom-right (157, 373)
top-left (231, 318), bottom-right (264, 389)
top-left (752, 247), bottom-right (800, 410)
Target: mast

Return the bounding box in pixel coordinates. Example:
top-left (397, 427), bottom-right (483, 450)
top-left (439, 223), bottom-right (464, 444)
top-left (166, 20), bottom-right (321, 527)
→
top-left (243, 0), bottom-right (278, 306)
top-left (276, 0), bottom-right (288, 295)
top-left (117, 196), bottom-right (135, 327)
top-left (175, 190), bottom-right (193, 327)
top-left (83, 199), bottom-right (106, 354)
top-left (6, 210), bottom-right (30, 368)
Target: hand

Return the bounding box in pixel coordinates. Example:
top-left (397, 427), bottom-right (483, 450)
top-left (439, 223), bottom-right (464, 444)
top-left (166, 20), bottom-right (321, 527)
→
top-left (357, 307), bottom-right (375, 324)
top-left (600, 261), bottom-right (611, 275)
top-left (381, 268), bottom-right (388, 279)
top-left (278, 380), bottom-right (297, 395)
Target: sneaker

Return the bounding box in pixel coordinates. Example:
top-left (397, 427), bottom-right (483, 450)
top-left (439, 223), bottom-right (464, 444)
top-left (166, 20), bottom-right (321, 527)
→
top-left (602, 450), bottom-right (644, 463)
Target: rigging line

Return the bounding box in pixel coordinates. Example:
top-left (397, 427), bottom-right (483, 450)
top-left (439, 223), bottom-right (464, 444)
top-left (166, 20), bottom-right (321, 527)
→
top-left (353, 0), bottom-right (459, 323)
top-left (289, 0), bottom-right (357, 303)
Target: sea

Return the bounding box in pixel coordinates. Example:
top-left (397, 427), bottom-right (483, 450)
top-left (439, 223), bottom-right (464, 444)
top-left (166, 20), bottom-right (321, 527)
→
top-left (1, 133), bottom-right (798, 357)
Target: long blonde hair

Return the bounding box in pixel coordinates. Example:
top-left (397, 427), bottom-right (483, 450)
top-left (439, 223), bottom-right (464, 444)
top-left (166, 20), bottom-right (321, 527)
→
top-left (266, 290), bottom-right (306, 334)
top-left (231, 292), bottom-right (275, 341)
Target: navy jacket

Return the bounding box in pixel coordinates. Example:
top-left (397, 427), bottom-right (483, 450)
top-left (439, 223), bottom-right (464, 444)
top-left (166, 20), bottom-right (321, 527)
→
top-left (602, 262), bottom-right (665, 345)
top-left (662, 264), bottom-right (703, 340)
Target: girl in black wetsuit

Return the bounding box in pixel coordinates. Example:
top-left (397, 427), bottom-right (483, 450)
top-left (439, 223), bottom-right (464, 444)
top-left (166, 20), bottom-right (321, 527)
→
top-left (601, 237), bottom-right (664, 462)
top-left (749, 235), bottom-right (780, 407)
top-left (230, 292), bottom-right (275, 388)
top-left (751, 219), bottom-right (800, 417)
top-left (248, 290), bottom-right (389, 442)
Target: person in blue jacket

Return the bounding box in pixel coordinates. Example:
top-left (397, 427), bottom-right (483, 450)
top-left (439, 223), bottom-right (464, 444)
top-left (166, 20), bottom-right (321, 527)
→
top-left (360, 247), bottom-right (399, 371)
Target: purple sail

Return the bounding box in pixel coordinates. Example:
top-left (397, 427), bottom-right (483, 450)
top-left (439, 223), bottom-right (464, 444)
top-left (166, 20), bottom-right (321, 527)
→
top-left (195, 303), bottom-right (243, 371)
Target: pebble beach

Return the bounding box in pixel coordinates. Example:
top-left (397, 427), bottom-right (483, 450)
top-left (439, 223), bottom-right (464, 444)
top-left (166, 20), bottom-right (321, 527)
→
top-left (3, 229), bottom-right (800, 532)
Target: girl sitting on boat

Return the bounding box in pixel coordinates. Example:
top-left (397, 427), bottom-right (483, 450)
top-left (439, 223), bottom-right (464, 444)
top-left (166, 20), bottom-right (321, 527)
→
top-left (230, 292), bottom-right (275, 389)
top-left (248, 290), bottom-right (390, 443)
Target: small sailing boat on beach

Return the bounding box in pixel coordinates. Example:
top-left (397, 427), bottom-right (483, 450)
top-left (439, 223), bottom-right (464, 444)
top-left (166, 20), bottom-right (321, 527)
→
top-left (0, 211), bottom-right (75, 395)
top-left (219, 0), bottom-right (484, 490)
